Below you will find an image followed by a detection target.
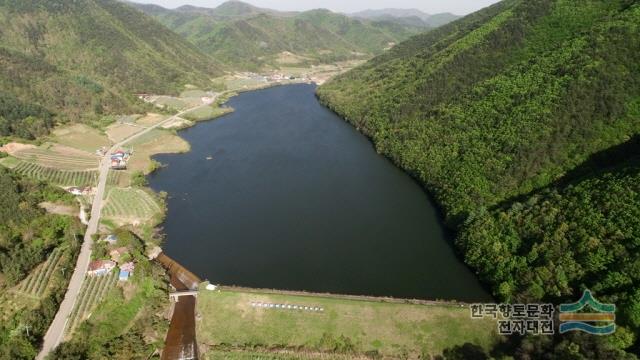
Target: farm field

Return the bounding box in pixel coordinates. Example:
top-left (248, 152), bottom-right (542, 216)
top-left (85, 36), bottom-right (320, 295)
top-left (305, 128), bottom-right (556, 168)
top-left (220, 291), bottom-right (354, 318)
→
top-left (152, 96), bottom-right (194, 110)
top-left (4, 159), bottom-right (98, 187)
top-left (12, 145), bottom-right (98, 170)
top-left (222, 76), bottom-right (269, 90)
top-left (106, 123), bottom-right (144, 143)
top-left (197, 288), bottom-right (498, 359)
top-left (182, 105), bottom-right (232, 122)
top-left (126, 129), bottom-right (189, 174)
top-left (50, 124), bottom-right (111, 153)
top-left (180, 89), bottom-right (208, 98)
top-left (102, 187), bottom-right (163, 226)
top-left (65, 270), bottom-right (119, 338)
top-left (14, 248), bottom-right (64, 298)
top-left (136, 113), bottom-right (168, 127)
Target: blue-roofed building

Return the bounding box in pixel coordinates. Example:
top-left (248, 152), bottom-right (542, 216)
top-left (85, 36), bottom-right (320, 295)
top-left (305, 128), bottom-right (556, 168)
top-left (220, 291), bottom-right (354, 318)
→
top-left (119, 270), bottom-right (130, 281)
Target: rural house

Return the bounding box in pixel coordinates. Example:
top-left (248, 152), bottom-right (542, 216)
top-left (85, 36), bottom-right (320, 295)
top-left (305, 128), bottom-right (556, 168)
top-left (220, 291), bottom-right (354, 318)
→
top-left (87, 260), bottom-right (116, 277)
top-left (119, 262), bottom-right (135, 281)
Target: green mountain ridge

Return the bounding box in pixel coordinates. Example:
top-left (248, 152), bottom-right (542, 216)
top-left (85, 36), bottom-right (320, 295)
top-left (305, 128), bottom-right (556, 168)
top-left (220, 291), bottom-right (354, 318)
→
top-left (131, 0), bottom-right (438, 71)
top-left (319, 0), bottom-right (640, 356)
top-left (319, 0), bottom-right (640, 222)
top-left (0, 0), bottom-right (222, 138)
top-left (350, 9), bottom-right (460, 28)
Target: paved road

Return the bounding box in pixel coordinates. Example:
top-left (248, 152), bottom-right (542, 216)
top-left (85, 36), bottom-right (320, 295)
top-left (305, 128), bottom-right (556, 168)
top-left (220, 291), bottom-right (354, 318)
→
top-left (37, 106), bottom-right (203, 360)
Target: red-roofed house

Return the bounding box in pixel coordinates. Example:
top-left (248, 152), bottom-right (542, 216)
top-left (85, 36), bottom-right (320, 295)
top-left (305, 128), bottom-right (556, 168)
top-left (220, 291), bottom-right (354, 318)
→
top-left (87, 260), bottom-right (116, 277)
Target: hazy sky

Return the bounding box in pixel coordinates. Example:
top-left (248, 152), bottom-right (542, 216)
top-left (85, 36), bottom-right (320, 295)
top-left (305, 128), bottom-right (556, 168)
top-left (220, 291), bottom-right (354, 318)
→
top-left (134, 0), bottom-right (501, 15)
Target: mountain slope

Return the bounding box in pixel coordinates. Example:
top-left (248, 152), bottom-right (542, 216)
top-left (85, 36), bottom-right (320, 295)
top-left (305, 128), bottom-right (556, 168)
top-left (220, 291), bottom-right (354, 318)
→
top-left (319, 0), bottom-right (640, 223)
top-left (350, 9), bottom-right (460, 28)
top-left (319, 0), bottom-right (640, 355)
top-left (0, 0), bottom-right (222, 137)
top-left (459, 136), bottom-right (640, 302)
top-left (132, 1), bottom-right (433, 71)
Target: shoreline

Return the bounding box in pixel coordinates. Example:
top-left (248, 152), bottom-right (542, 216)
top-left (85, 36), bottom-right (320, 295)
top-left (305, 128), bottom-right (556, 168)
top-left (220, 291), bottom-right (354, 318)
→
top-left (210, 284), bottom-right (472, 307)
top-left (146, 83), bottom-right (490, 305)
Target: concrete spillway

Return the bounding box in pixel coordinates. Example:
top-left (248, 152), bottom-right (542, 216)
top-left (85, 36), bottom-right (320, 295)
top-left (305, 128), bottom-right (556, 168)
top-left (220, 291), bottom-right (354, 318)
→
top-left (156, 253), bottom-right (201, 360)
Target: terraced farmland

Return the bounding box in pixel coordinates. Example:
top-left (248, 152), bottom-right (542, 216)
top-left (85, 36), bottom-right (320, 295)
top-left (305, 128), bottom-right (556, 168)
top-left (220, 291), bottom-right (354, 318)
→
top-left (13, 147), bottom-right (98, 170)
top-left (65, 271), bottom-right (118, 337)
top-left (107, 170), bottom-right (123, 186)
top-left (102, 187), bottom-right (163, 223)
top-left (11, 160), bottom-right (98, 187)
top-left (14, 248), bottom-right (63, 298)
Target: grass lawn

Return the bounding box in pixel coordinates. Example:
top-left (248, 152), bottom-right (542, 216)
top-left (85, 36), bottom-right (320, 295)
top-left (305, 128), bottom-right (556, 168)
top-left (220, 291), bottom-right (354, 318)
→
top-left (197, 288), bottom-right (499, 359)
top-left (204, 350), bottom-right (365, 359)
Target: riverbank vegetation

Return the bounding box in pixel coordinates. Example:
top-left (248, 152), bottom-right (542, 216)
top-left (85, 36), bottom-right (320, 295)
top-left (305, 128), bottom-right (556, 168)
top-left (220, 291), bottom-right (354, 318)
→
top-left (197, 287), bottom-right (497, 359)
top-left (0, 167), bottom-right (83, 359)
top-left (318, 0), bottom-right (640, 357)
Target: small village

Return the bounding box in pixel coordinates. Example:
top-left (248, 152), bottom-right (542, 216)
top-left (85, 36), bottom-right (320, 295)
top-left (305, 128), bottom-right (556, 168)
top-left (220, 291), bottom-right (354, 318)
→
top-left (87, 234), bottom-right (136, 282)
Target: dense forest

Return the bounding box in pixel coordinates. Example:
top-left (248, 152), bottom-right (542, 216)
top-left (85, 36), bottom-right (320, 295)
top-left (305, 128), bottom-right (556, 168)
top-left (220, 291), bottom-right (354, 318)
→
top-left (0, 167), bottom-right (83, 358)
top-left (319, 0), bottom-right (640, 357)
top-left (132, 1), bottom-right (433, 71)
top-left (0, 0), bottom-right (223, 138)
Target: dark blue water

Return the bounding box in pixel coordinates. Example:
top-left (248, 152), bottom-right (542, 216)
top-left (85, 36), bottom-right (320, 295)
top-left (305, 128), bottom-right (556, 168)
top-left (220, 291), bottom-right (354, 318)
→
top-left (148, 84), bottom-right (489, 301)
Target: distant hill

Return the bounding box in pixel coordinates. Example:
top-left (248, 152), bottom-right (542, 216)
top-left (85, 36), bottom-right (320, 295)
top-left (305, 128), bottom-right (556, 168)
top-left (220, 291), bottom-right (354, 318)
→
top-left (0, 0), bottom-right (221, 138)
top-left (350, 8), bottom-right (460, 27)
top-left (131, 1), bottom-right (433, 71)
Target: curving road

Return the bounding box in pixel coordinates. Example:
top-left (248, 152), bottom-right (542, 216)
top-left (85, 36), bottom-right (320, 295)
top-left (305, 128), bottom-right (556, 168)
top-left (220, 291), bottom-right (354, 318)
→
top-left (37, 106), bottom-right (205, 360)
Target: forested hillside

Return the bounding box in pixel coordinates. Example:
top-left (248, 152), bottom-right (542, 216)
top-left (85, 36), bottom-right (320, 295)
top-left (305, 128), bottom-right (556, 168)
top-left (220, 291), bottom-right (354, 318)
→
top-left (0, 167), bottom-right (82, 357)
top-left (0, 0), bottom-right (221, 138)
top-left (459, 135), bottom-right (640, 316)
top-left (319, 0), bottom-right (640, 223)
top-left (319, 0), bottom-right (640, 356)
top-left (132, 1), bottom-right (432, 71)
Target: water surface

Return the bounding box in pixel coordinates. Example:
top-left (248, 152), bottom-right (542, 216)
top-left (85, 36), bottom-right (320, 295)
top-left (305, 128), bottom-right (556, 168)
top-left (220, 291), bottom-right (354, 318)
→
top-left (149, 84), bottom-right (489, 301)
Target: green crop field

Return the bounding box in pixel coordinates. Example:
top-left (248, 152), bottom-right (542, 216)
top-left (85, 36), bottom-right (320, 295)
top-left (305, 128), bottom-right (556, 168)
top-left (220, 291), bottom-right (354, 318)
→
top-left (197, 288), bottom-right (498, 359)
top-left (14, 248), bottom-right (63, 298)
top-left (8, 160), bottom-right (98, 187)
top-left (13, 148), bottom-right (98, 170)
top-left (102, 187), bottom-right (163, 224)
top-left (107, 170), bottom-right (124, 187)
top-left (66, 271), bottom-right (119, 337)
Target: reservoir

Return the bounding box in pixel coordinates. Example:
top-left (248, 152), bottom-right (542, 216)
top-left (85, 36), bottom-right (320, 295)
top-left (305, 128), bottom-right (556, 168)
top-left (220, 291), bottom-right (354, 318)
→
top-left (148, 84), bottom-right (489, 301)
